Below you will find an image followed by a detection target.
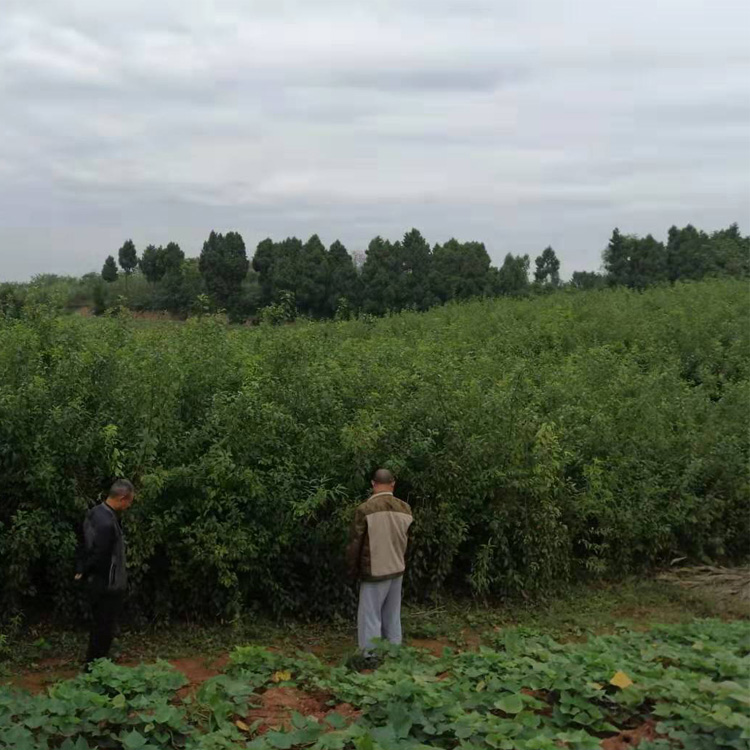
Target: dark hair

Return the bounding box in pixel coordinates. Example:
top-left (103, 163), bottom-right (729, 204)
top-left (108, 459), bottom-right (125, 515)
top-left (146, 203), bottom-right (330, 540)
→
top-left (372, 468), bottom-right (395, 485)
top-left (109, 478), bottom-right (134, 499)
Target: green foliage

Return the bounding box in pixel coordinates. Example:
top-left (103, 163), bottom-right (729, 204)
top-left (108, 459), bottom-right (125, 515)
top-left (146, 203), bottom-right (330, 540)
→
top-left (0, 660), bottom-right (190, 750)
top-left (119, 240), bottom-right (139, 277)
top-left (326, 241), bottom-right (359, 317)
top-left (0, 283), bottom-right (26, 318)
top-left (430, 239), bottom-right (492, 303)
top-left (260, 291), bottom-right (297, 326)
top-left (199, 231), bottom-right (250, 312)
top-left (603, 228), bottom-right (668, 289)
top-left (2, 621), bottom-right (747, 749)
top-left (0, 280), bottom-right (748, 619)
top-left (667, 223), bottom-right (750, 282)
top-left (140, 245), bottom-right (165, 284)
top-left (569, 271), bottom-right (606, 291)
top-left (361, 229), bottom-right (436, 314)
top-left (254, 236), bottom-right (358, 319)
top-left (491, 253), bottom-right (530, 296)
top-left (534, 246), bottom-right (561, 288)
top-left (102, 256), bottom-right (119, 283)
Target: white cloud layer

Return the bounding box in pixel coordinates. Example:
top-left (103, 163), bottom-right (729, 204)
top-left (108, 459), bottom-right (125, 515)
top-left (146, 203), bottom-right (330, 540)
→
top-left (1, 0), bottom-right (748, 280)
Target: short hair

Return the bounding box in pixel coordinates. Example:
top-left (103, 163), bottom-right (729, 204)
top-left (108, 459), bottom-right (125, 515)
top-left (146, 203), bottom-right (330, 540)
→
top-left (109, 478), bottom-right (134, 499)
top-left (372, 468), bottom-right (395, 485)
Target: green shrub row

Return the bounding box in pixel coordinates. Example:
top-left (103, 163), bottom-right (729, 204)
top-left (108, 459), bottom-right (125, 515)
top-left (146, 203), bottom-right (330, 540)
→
top-left (0, 280), bottom-right (748, 620)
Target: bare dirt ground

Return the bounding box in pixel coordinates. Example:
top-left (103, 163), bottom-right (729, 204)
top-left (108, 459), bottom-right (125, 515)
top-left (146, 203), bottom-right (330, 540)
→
top-left (247, 687), bottom-right (361, 733)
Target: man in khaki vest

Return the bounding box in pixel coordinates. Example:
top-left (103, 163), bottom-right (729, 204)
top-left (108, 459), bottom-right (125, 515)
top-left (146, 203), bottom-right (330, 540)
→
top-left (346, 469), bottom-right (413, 653)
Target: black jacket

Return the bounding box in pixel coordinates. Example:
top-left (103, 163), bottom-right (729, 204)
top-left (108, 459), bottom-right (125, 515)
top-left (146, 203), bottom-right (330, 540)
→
top-left (76, 503), bottom-right (127, 594)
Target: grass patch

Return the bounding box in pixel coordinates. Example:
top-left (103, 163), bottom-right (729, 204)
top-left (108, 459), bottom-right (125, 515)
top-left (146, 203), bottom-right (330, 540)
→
top-left (2, 577), bottom-right (747, 682)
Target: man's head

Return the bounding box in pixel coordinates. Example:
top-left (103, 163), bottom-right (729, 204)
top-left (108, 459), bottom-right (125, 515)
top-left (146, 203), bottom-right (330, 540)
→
top-left (371, 468), bottom-right (396, 494)
top-left (107, 478), bottom-right (135, 511)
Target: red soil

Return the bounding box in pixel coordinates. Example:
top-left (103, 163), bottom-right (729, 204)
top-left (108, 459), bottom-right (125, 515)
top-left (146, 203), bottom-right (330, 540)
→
top-left (600, 720), bottom-right (659, 750)
top-left (247, 686), bottom-right (361, 733)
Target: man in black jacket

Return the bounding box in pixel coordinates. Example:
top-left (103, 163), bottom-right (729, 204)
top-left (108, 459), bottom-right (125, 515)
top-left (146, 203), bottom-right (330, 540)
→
top-left (75, 479), bottom-right (134, 667)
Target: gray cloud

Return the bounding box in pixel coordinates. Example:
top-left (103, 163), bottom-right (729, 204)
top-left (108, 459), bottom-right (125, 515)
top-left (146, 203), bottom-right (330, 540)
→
top-left (1, 0), bottom-right (749, 281)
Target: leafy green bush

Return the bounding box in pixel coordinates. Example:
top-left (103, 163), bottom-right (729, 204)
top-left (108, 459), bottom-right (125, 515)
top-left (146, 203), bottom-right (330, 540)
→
top-left (0, 280), bottom-right (748, 620)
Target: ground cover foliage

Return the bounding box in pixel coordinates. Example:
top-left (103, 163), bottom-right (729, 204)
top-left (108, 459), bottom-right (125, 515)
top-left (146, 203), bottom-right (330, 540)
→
top-left (0, 279), bottom-right (748, 620)
top-left (1, 620), bottom-right (748, 750)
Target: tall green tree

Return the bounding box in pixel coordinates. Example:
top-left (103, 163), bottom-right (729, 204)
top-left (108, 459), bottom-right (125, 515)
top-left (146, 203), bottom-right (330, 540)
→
top-left (162, 242), bottom-right (185, 275)
top-left (396, 228), bottom-right (434, 310)
top-left (118, 240), bottom-right (138, 276)
top-left (198, 230), bottom-right (250, 309)
top-left (140, 244), bottom-right (165, 283)
top-left (360, 230), bottom-right (435, 314)
top-left (155, 257), bottom-right (205, 315)
top-left (628, 234), bottom-right (667, 289)
top-left (666, 225), bottom-right (713, 282)
top-left (252, 237), bottom-right (304, 308)
top-left (362, 229), bottom-right (437, 315)
top-left (710, 223), bottom-right (750, 277)
top-left (150, 242), bottom-right (188, 311)
top-left (430, 239), bottom-right (492, 303)
top-left (360, 236), bottom-right (397, 315)
top-left (326, 240), bottom-right (359, 315)
top-left (101, 255), bottom-right (118, 283)
top-left (297, 234), bottom-right (329, 317)
top-left (252, 238), bottom-right (276, 305)
top-left (534, 246), bottom-right (561, 288)
top-left (603, 229), bottom-right (667, 289)
top-left (491, 253), bottom-right (530, 296)
top-left (602, 228), bottom-right (627, 287)
top-left (667, 223), bottom-right (750, 281)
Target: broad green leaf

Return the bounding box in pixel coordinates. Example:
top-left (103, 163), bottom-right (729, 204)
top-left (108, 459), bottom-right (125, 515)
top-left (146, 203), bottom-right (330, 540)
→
top-left (326, 712), bottom-right (347, 729)
top-left (266, 731), bottom-right (296, 749)
top-left (120, 729), bottom-right (149, 750)
top-left (112, 693), bottom-right (126, 708)
top-left (495, 694), bottom-right (524, 714)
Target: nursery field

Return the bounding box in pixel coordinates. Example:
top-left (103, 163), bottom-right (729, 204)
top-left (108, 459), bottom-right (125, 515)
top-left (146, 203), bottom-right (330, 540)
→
top-left (2, 616), bottom-right (748, 750)
top-left (1, 279), bottom-right (748, 620)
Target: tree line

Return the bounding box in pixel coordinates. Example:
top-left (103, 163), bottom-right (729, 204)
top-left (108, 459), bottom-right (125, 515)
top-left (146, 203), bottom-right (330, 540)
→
top-left (99, 229), bottom-right (572, 320)
top-left (2, 222), bottom-right (747, 322)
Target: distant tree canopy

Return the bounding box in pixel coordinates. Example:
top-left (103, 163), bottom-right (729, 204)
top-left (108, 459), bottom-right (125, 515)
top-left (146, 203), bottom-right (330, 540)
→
top-left (491, 253), bottom-right (530, 296)
top-left (118, 240), bottom-right (138, 276)
top-left (601, 224), bottom-right (748, 290)
top-left (101, 255), bottom-right (118, 283)
top-left (431, 239), bottom-right (492, 303)
top-left (326, 240), bottom-right (359, 316)
top-left (570, 271), bottom-right (606, 291)
top-left (140, 242), bottom-right (185, 283)
top-left (198, 231), bottom-right (250, 312)
top-left (360, 229), bottom-right (438, 314)
top-left (253, 234), bottom-right (359, 318)
top-left (603, 229), bottom-right (667, 289)
top-left (534, 246), bottom-right (561, 288)
top-left (666, 223), bottom-right (749, 281)
top-left (71, 221), bottom-right (748, 321)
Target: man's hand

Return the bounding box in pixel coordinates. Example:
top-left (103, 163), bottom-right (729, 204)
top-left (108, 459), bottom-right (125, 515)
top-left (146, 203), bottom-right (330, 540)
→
top-left (74, 573), bottom-right (83, 581)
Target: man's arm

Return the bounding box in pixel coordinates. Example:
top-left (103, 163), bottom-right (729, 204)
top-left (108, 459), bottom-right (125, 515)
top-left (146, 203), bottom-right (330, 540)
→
top-left (81, 513), bottom-right (115, 579)
top-left (74, 519), bottom-right (87, 579)
top-left (345, 507), bottom-right (367, 580)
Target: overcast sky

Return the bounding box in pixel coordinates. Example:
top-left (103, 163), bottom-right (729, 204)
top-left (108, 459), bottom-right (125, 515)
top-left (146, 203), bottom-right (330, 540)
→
top-left (1, 0), bottom-right (748, 281)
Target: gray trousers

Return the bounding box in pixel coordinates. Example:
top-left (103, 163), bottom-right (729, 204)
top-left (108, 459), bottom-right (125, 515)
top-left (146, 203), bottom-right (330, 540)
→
top-left (358, 575), bottom-right (403, 652)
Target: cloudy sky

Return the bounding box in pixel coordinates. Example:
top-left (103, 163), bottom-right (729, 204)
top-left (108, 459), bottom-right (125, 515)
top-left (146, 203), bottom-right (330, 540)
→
top-left (1, 0), bottom-right (748, 281)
